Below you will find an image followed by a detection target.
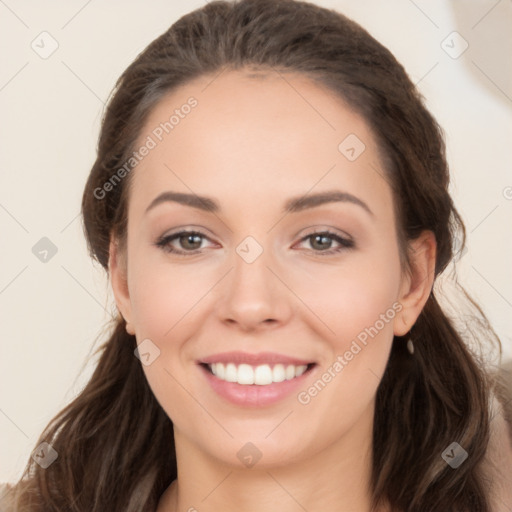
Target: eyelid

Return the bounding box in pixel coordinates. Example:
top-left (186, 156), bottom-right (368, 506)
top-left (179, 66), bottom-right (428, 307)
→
top-left (158, 225), bottom-right (218, 247)
top-left (162, 224), bottom-right (215, 237)
top-left (168, 229), bottom-right (216, 246)
top-left (296, 225), bottom-right (353, 242)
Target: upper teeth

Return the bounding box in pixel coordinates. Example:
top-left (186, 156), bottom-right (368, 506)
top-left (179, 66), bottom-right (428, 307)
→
top-left (208, 363), bottom-right (308, 385)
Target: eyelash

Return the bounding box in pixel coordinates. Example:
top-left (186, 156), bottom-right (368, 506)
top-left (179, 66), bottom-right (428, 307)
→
top-left (154, 229), bottom-right (355, 256)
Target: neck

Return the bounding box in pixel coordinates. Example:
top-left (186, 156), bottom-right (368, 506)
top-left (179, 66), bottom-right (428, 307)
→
top-left (158, 404), bottom-right (387, 512)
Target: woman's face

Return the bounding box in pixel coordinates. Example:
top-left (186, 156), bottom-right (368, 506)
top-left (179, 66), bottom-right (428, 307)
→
top-left (110, 70), bottom-right (432, 469)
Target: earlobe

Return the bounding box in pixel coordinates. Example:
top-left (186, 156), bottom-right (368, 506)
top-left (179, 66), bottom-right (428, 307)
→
top-left (109, 237), bottom-right (133, 327)
top-left (394, 230), bottom-right (436, 337)
top-left (394, 311), bottom-right (410, 337)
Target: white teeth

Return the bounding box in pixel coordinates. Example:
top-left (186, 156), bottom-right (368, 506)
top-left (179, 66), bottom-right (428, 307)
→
top-left (254, 365), bottom-right (273, 385)
top-left (208, 362), bottom-right (310, 385)
top-left (285, 364), bottom-right (295, 380)
top-left (295, 365), bottom-right (307, 377)
top-left (225, 363), bottom-right (237, 382)
top-left (272, 364), bottom-right (286, 383)
top-left (237, 364), bottom-right (254, 385)
top-left (215, 363), bottom-right (225, 380)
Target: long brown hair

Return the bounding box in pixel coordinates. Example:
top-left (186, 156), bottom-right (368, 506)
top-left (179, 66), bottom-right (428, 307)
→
top-left (6, 0), bottom-right (502, 510)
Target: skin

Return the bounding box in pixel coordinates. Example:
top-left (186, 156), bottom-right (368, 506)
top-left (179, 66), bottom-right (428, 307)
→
top-left (109, 70), bottom-right (436, 512)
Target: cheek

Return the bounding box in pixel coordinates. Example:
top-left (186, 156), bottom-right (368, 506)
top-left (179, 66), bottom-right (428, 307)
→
top-left (293, 248), bottom-right (402, 352)
top-left (336, 272), bottom-right (399, 344)
top-left (128, 253), bottom-right (214, 340)
top-left (127, 255), bottom-right (210, 426)
top-left (293, 262), bottom-right (401, 437)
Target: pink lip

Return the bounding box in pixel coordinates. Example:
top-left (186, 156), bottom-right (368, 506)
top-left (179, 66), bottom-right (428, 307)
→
top-left (198, 354), bottom-right (317, 407)
top-left (199, 351), bottom-right (313, 366)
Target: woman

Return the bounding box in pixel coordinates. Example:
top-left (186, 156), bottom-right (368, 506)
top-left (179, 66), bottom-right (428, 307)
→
top-left (2, 0), bottom-right (511, 510)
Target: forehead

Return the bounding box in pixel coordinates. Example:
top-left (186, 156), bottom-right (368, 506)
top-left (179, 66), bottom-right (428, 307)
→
top-left (128, 69), bottom-right (391, 218)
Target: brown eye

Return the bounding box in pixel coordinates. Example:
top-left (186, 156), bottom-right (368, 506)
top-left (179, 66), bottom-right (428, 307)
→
top-left (298, 230), bottom-right (354, 255)
top-left (177, 233), bottom-right (203, 250)
top-left (155, 230), bottom-right (210, 255)
top-left (309, 234), bottom-right (335, 251)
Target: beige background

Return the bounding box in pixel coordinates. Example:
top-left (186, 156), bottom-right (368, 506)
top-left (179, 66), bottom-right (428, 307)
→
top-left (1, 0), bottom-right (511, 483)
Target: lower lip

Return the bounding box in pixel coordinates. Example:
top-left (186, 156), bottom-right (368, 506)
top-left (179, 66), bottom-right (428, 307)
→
top-left (200, 364), bottom-right (315, 407)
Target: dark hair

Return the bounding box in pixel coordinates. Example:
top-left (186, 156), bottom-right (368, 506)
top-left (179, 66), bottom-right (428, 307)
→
top-left (7, 0), bottom-right (502, 510)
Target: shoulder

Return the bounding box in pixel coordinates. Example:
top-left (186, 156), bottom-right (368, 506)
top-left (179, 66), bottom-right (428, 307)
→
top-left (0, 482), bottom-right (15, 510)
top-left (0, 482), bottom-right (12, 496)
top-left (484, 387), bottom-right (512, 511)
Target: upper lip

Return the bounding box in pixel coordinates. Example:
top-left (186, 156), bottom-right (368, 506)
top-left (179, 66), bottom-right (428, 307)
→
top-left (199, 351), bottom-right (314, 366)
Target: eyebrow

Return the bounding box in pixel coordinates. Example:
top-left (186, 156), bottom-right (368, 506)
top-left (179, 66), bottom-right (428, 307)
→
top-left (144, 190), bottom-right (374, 217)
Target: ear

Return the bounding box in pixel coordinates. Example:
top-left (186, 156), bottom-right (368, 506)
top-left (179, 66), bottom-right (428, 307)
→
top-left (394, 230), bottom-right (437, 336)
top-left (109, 236), bottom-right (134, 328)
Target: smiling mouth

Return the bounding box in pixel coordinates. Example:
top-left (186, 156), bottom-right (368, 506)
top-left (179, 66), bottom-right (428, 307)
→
top-left (200, 362), bottom-right (316, 386)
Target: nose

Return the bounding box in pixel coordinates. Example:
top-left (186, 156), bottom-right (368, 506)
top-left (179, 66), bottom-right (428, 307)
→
top-left (216, 242), bottom-right (294, 332)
